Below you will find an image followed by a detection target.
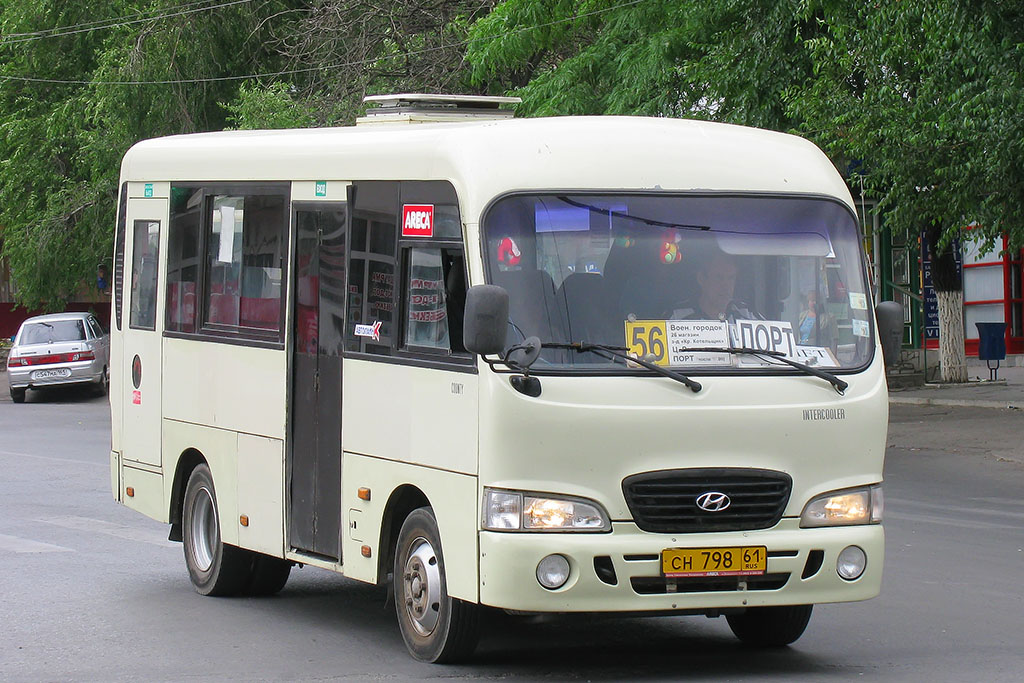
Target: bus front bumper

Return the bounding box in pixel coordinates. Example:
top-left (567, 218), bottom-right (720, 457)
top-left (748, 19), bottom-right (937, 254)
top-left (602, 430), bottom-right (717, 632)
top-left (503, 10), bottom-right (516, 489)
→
top-left (478, 520), bottom-right (882, 613)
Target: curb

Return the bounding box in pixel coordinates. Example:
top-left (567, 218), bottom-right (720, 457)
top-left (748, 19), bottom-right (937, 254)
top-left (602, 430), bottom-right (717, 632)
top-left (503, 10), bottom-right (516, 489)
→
top-left (889, 396), bottom-right (1023, 410)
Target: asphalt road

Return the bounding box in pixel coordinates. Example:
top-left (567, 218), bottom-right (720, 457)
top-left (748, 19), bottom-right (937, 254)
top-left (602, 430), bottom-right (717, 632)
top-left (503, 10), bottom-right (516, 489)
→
top-left (1, 387), bottom-right (1023, 682)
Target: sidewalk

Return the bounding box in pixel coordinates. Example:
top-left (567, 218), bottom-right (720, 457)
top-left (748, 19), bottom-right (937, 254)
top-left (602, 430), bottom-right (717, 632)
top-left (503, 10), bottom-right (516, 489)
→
top-left (888, 360), bottom-right (1024, 410)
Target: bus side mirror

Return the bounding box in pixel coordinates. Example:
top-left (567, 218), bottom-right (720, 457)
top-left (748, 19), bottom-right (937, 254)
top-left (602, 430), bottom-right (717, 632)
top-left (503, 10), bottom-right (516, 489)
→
top-left (875, 301), bottom-right (904, 367)
top-left (464, 285), bottom-right (509, 356)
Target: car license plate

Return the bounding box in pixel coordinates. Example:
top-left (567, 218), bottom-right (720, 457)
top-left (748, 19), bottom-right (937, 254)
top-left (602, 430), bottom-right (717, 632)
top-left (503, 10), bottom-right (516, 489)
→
top-left (32, 368), bottom-right (72, 380)
top-left (662, 546), bottom-right (767, 578)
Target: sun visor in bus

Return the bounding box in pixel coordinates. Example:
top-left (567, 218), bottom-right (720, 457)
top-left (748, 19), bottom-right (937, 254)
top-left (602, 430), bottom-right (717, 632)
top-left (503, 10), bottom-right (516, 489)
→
top-left (714, 231), bottom-right (834, 257)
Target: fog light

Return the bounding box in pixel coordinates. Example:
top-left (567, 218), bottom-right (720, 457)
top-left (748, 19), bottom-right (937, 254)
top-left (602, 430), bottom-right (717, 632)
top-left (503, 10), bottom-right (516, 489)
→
top-left (536, 554), bottom-right (570, 590)
top-left (837, 545), bottom-right (867, 581)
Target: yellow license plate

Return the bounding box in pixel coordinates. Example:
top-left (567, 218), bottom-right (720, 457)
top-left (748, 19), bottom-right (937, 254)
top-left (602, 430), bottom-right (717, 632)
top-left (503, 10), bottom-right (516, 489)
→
top-left (662, 546), bottom-right (767, 578)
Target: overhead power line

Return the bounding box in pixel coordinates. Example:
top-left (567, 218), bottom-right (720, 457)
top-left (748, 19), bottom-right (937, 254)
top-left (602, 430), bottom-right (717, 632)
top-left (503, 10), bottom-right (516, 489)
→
top-left (0, 0), bottom-right (253, 47)
top-left (0, 0), bottom-right (648, 86)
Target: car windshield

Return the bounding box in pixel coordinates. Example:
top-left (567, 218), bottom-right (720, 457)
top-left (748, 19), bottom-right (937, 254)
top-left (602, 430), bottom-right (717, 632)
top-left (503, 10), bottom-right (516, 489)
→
top-left (483, 194), bottom-right (873, 372)
top-left (20, 320), bottom-right (87, 345)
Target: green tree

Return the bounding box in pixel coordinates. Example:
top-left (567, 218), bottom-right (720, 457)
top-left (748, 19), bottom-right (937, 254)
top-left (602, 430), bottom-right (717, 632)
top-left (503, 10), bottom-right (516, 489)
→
top-left (259, 0), bottom-right (497, 125)
top-left (468, 0), bottom-right (1024, 382)
top-left (0, 1), bottom-right (301, 311)
top-left (223, 81), bottom-right (316, 130)
top-left (792, 0), bottom-right (1024, 381)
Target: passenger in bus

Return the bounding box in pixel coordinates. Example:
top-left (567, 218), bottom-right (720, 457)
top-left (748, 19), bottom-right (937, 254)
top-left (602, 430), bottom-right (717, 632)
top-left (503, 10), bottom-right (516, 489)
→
top-left (798, 290), bottom-right (838, 349)
top-left (668, 251), bottom-right (759, 322)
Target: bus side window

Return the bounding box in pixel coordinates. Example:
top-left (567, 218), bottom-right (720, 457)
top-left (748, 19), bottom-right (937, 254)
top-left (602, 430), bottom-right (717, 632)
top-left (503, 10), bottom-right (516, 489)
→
top-left (346, 182), bottom-right (398, 356)
top-left (403, 248), bottom-right (467, 354)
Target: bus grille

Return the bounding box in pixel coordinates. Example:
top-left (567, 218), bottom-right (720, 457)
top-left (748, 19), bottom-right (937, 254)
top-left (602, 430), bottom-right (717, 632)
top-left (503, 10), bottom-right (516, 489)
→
top-left (621, 468), bottom-right (792, 533)
top-left (630, 573), bottom-right (790, 595)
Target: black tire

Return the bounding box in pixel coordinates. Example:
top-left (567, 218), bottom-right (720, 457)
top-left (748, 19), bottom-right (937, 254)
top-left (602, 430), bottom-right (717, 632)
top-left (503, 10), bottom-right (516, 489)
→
top-left (394, 507), bottom-right (480, 663)
top-left (182, 464), bottom-right (253, 596)
top-left (95, 367), bottom-right (109, 397)
top-left (10, 386), bottom-right (26, 403)
top-left (726, 604), bottom-right (813, 647)
top-left (244, 554), bottom-right (292, 596)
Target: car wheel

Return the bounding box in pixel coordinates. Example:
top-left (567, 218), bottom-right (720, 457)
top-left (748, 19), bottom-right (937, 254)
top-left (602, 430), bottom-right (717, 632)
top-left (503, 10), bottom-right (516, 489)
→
top-left (394, 507), bottom-right (480, 663)
top-left (182, 464), bottom-right (253, 596)
top-left (726, 604), bottom-right (813, 647)
top-left (96, 367), bottom-right (109, 397)
top-left (10, 386), bottom-right (26, 403)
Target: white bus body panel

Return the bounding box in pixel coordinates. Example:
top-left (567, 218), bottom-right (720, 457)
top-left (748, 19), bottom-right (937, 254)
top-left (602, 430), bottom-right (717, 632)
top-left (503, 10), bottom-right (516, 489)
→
top-left (476, 353), bottom-right (888, 610)
top-left (236, 433), bottom-right (285, 557)
top-left (121, 193), bottom-right (169, 468)
top-left (162, 339), bottom-right (286, 439)
top-left (342, 452), bottom-right (479, 601)
top-left (341, 360), bottom-right (478, 475)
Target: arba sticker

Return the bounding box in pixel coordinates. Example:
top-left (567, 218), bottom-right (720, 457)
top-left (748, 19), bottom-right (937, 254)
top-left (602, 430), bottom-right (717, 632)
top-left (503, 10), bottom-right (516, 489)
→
top-left (402, 204), bottom-right (434, 237)
top-left (354, 321), bottom-right (382, 341)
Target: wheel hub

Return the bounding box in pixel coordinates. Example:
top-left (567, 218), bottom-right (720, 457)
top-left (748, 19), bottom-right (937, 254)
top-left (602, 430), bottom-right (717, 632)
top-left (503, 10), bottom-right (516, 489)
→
top-left (403, 537), bottom-right (441, 636)
top-left (189, 486), bottom-right (217, 572)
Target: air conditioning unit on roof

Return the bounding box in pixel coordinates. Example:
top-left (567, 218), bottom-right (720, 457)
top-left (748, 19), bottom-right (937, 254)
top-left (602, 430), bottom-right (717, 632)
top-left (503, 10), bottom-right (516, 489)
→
top-left (357, 93), bottom-right (521, 126)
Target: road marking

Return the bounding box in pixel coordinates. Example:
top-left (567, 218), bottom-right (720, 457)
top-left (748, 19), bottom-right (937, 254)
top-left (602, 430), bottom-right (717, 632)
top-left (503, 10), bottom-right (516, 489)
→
top-left (38, 516), bottom-right (177, 548)
top-left (888, 497), bottom-right (1024, 521)
top-left (886, 511), bottom-right (1022, 531)
top-left (0, 533), bottom-right (74, 553)
top-left (0, 448), bottom-right (107, 468)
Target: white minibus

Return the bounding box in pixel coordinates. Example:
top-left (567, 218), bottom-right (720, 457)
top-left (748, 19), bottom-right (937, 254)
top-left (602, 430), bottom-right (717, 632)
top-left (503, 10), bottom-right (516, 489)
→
top-left (110, 94), bottom-right (902, 662)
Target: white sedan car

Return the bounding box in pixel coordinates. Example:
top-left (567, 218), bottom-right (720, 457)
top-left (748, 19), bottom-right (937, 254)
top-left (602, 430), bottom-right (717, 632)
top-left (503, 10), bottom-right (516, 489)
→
top-left (6, 312), bottom-right (110, 403)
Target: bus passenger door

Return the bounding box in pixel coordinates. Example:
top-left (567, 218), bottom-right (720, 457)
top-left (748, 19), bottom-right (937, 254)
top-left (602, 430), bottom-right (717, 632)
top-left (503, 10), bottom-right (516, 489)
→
top-left (290, 203), bottom-right (347, 559)
top-left (122, 188), bottom-right (167, 467)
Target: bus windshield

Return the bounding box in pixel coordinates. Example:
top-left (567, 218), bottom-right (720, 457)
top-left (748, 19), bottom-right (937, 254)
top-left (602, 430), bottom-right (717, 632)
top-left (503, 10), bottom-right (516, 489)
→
top-left (483, 194), bottom-right (873, 372)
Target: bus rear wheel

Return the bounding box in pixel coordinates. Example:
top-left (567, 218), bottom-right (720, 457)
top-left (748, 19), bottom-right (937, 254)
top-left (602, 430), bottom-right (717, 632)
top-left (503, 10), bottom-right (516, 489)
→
top-left (726, 604), bottom-right (813, 647)
top-left (394, 507), bottom-right (480, 663)
top-left (245, 554), bottom-right (292, 596)
top-left (182, 463), bottom-right (253, 596)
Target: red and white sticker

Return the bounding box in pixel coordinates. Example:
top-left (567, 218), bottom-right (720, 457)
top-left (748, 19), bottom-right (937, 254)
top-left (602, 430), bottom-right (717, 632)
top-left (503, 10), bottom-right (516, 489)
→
top-left (354, 321), bottom-right (382, 341)
top-left (402, 204), bottom-right (434, 237)
top-left (132, 390), bottom-right (141, 405)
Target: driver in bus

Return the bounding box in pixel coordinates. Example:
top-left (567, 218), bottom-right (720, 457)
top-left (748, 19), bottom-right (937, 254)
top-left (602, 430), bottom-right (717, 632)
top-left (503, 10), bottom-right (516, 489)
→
top-left (668, 251), bottom-right (760, 323)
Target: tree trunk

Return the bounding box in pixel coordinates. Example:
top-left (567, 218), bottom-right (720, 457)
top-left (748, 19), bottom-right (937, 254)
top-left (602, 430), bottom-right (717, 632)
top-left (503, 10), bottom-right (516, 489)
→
top-left (926, 223), bottom-right (967, 383)
top-left (936, 289), bottom-right (967, 382)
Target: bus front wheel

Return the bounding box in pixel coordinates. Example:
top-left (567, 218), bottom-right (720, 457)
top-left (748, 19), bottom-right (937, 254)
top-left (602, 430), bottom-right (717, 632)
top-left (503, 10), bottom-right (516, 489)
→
top-left (393, 507), bottom-right (480, 663)
top-left (182, 463), bottom-right (253, 596)
top-left (726, 604), bottom-right (813, 647)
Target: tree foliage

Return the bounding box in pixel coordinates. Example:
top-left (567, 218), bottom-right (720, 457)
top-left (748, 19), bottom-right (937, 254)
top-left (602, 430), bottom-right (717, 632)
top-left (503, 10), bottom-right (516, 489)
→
top-left (1, 0), bottom-right (1022, 316)
top-left (0, 0), bottom-right (300, 310)
top-left (794, 0), bottom-right (1024, 255)
top-left (262, 0), bottom-right (496, 124)
top-left (468, 0), bottom-right (1024, 252)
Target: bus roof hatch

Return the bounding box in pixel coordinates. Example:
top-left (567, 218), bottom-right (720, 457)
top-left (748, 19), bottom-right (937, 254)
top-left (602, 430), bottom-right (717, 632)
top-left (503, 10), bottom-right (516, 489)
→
top-left (357, 93), bottom-right (521, 126)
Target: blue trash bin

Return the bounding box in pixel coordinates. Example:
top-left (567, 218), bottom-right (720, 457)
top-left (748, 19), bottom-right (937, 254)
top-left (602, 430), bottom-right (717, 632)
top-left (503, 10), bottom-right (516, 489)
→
top-left (975, 322), bottom-right (1006, 380)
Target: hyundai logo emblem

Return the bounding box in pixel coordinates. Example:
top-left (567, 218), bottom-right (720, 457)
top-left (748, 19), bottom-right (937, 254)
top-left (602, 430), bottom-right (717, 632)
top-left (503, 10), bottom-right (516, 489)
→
top-left (696, 491), bottom-right (731, 512)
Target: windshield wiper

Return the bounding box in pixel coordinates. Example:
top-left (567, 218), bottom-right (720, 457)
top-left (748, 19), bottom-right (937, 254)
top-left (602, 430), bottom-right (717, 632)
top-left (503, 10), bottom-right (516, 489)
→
top-left (684, 347), bottom-right (848, 394)
top-left (501, 340), bottom-right (843, 395)
top-left (540, 341), bottom-right (702, 393)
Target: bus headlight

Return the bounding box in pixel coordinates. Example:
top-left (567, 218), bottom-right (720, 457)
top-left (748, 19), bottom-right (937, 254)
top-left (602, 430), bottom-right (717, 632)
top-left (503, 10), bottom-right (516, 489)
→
top-left (483, 488), bottom-right (610, 532)
top-left (800, 485), bottom-right (883, 527)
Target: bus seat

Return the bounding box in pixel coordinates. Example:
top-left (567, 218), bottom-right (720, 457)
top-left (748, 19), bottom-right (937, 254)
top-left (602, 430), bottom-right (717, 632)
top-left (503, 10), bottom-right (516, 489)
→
top-left (556, 273), bottom-right (617, 345)
top-left (240, 297), bottom-right (280, 329)
top-left (208, 293), bottom-right (239, 326)
top-left (493, 269), bottom-right (568, 343)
